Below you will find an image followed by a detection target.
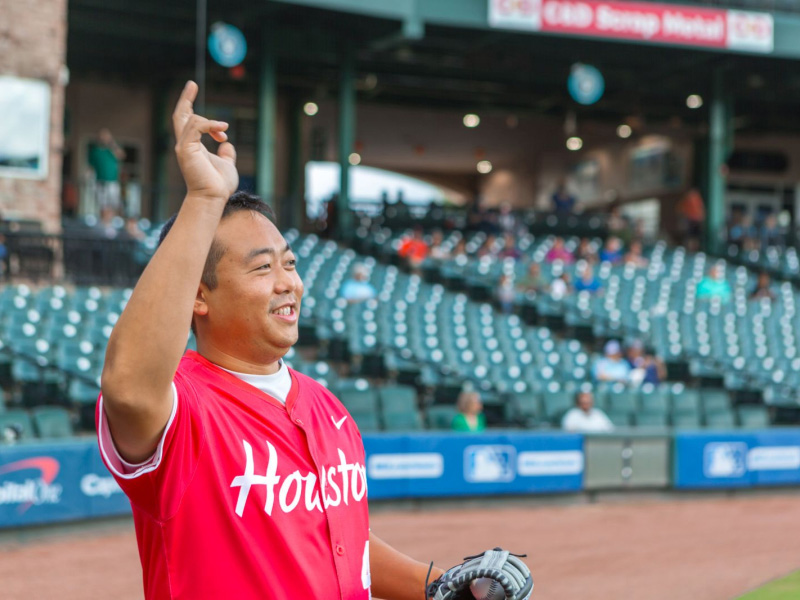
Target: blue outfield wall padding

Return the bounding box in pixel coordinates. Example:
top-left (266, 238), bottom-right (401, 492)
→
top-left (362, 432), bottom-right (585, 499)
top-left (674, 428), bottom-right (800, 489)
top-left (0, 440), bottom-right (130, 528)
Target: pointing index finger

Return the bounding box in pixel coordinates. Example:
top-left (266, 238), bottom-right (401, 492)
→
top-left (172, 81), bottom-right (198, 139)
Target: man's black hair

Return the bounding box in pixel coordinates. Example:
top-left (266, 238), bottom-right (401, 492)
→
top-left (158, 190), bottom-right (275, 290)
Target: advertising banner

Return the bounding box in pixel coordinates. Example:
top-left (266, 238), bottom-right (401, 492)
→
top-left (0, 441), bottom-right (129, 528)
top-left (488, 0), bottom-right (773, 53)
top-left (674, 429), bottom-right (800, 489)
top-left (363, 432), bottom-right (584, 499)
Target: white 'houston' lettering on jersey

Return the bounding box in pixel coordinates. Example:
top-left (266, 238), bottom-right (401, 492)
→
top-left (230, 439), bottom-right (368, 517)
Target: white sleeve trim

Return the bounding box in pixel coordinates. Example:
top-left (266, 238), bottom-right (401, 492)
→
top-left (98, 382), bottom-right (179, 480)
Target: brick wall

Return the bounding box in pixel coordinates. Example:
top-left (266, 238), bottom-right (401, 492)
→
top-left (0, 0), bottom-right (67, 232)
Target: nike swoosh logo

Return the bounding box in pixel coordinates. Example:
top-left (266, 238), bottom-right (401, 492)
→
top-left (332, 416), bottom-right (347, 430)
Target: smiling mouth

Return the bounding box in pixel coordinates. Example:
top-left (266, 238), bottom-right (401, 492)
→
top-left (270, 305), bottom-right (298, 322)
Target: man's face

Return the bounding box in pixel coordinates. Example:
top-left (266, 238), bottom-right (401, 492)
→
top-left (197, 211), bottom-right (303, 363)
top-left (578, 393), bottom-right (594, 413)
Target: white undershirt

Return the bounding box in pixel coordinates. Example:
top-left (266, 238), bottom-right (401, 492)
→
top-left (220, 359), bottom-right (292, 404)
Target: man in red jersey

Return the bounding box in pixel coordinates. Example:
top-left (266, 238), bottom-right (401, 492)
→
top-left (98, 81), bottom-right (442, 600)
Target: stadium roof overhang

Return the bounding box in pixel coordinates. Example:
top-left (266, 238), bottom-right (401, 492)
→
top-left (67, 0), bottom-right (800, 134)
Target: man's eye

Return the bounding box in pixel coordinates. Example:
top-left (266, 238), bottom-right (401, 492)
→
top-left (258, 263), bottom-right (271, 270)
top-left (287, 259), bottom-right (297, 267)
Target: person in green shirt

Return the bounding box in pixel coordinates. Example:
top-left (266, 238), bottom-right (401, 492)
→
top-left (88, 128), bottom-right (126, 213)
top-left (451, 390), bottom-right (486, 432)
top-left (696, 264), bottom-right (731, 303)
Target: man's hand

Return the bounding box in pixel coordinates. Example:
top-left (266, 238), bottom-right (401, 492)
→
top-left (173, 80), bottom-right (238, 202)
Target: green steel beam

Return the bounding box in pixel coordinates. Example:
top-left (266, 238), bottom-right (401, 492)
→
top-left (257, 32), bottom-right (278, 207)
top-left (286, 97), bottom-right (304, 230)
top-left (338, 47), bottom-right (356, 238)
top-left (705, 69), bottom-right (731, 255)
top-left (151, 86), bottom-right (171, 222)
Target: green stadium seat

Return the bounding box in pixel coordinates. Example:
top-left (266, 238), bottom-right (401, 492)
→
top-left (504, 392), bottom-right (541, 426)
top-left (382, 410), bottom-right (423, 431)
top-left (738, 405), bottom-right (770, 429)
top-left (635, 411), bottom-right (668, 428)
top-left (337, 389), bottom-right (379, 415)
top-left (671, 387), bottom-right (701, 414)
top-left (672, 412), bottom-right (702, 429)
top-left (378, 385), bottom-right (417, 415)
top-left (705, 410), bottom-right (736, 429)
top-left (351, 412), bottom-right (381, 432)
top-left (542, 385), bottom-right (572, 423)
top-left (701, 389), bottom-right (731, 414)
top-left (425, 405), bottom-right (457, 430)
top-left (639, 384), bottom-right (670, 414)
top-left (607, 410), bottom-right (632, 427)
top-left (607, 385), bottom-right (639, 413)
top-left (32, 407), bottom-right (74, 439)
top-left (0, 410), bottom-right (36, 442)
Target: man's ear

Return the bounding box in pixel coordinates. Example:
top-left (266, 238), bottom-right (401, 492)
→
top-left (194, 284), bottom-right (209, 318)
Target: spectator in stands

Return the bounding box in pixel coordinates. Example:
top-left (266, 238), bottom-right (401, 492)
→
top-left (429, 229), bottom-right (450, 261)
top-left (341, 264), bottom-right (376, 304)
top-left (549, 272), bottom-right (571, 301)
top-left (727, 209), bottom-right (752, 250)
top-left (398, 227), bottom-right (429, 272)
top-left (592, 340), bottom-right (632, 383)
top-left (759, 213), bottom-right (782, 250)
top-left (575, 237), bottom-right (597, 263)
top-left (626, 340), bottom-right (666, 386)
top-left (561, 390), bottom-right (614, 433)
top-left (749, 271), bottom-right (776, 302)
top-left (452, 390), bottom-right (486, 432)
top-left (574, 264), bottom-right (602, 295)
top-left (551, 180), bottom-right (576, 214)
top-left (599, 237), bottom-right (624, 265)
top-left (89, 127), bottom-right (126, 214)
top-left (498, 232), bottom-right (521, 260)
top-left (677, 187), bottom-right (705, 250)
top-left (624, 240), bottom-right (649, 269)
top-left (607, 205), bottom-right (632, 244)
top-left (451, 238), bottom-right (468, 261)
top-left (545, 237), bottom-right (574, 264)
top-left (517, 262), bottom-right (547, 295)
top-left (477, 234), bottom-right (498, 258)
top-left (696, 264), bottom-right (731, 303)
top-left (98, 206), bottom-right (120, 239)
top-left (496, 273), bottom-right (515, 314)
top-left (498, 202), bottom-right (516, 234)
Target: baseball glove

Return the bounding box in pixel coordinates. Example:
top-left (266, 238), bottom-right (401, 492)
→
top-left (426, 547), bottom-right (533, 600)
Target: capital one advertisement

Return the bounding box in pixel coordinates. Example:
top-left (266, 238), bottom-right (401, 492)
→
top-left (489, 0), bottom-right (773, 53)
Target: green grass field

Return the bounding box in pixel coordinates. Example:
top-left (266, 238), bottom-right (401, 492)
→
top-left (739, 570), bottom-right (800, 599)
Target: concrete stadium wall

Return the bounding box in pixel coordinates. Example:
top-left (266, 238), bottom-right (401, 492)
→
top-left (0, 0), bottom-right (67, 232)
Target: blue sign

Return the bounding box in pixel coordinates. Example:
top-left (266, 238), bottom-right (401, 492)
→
top-left (363, 432), bottom-right (584, 499)
top-left (675, 429), bottom-right (800, 489)
top-left (568, 63), bottom-right (605, 105)
top-left (208, 22), bottom-right (247, 68)
top-left (0, 441), bottom-right (129, 528)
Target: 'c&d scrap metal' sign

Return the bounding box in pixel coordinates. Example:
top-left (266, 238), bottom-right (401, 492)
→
top-left (489, 0), bottom-right (773, 53)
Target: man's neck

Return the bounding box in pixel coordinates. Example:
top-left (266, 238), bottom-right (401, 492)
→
top-left (197, 343), bottom-right (283, 375)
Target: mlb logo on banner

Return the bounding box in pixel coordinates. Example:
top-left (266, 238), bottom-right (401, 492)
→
top-left (464, 445), bottom-right (517, 482)
top-left (703, 442), bottom-right (747, 478)
top-left (489, 0), bottom-right (543, 31)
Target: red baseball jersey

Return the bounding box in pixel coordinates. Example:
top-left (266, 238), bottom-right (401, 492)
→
top-left (97, 350), bottom-right (371, 600)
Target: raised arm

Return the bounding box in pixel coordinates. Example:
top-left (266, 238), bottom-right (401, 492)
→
top-left (101, 81), bottom-right (238, 463)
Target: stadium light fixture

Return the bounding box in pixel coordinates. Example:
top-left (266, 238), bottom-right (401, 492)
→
top-left (348, 152), bottom-right (361, 165)
top-left (476, 160), bottom-right (492, 174)
top-left (303, 102), bottom-right (319, 116)
top-left (463, 113), bottom-right (480, 128)
top-left (566, 136), bottom-right (583, 151)
top-left (686, 94), bottom-right (703, 109)
top-left (616, 124), bottom-right (632, 139)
